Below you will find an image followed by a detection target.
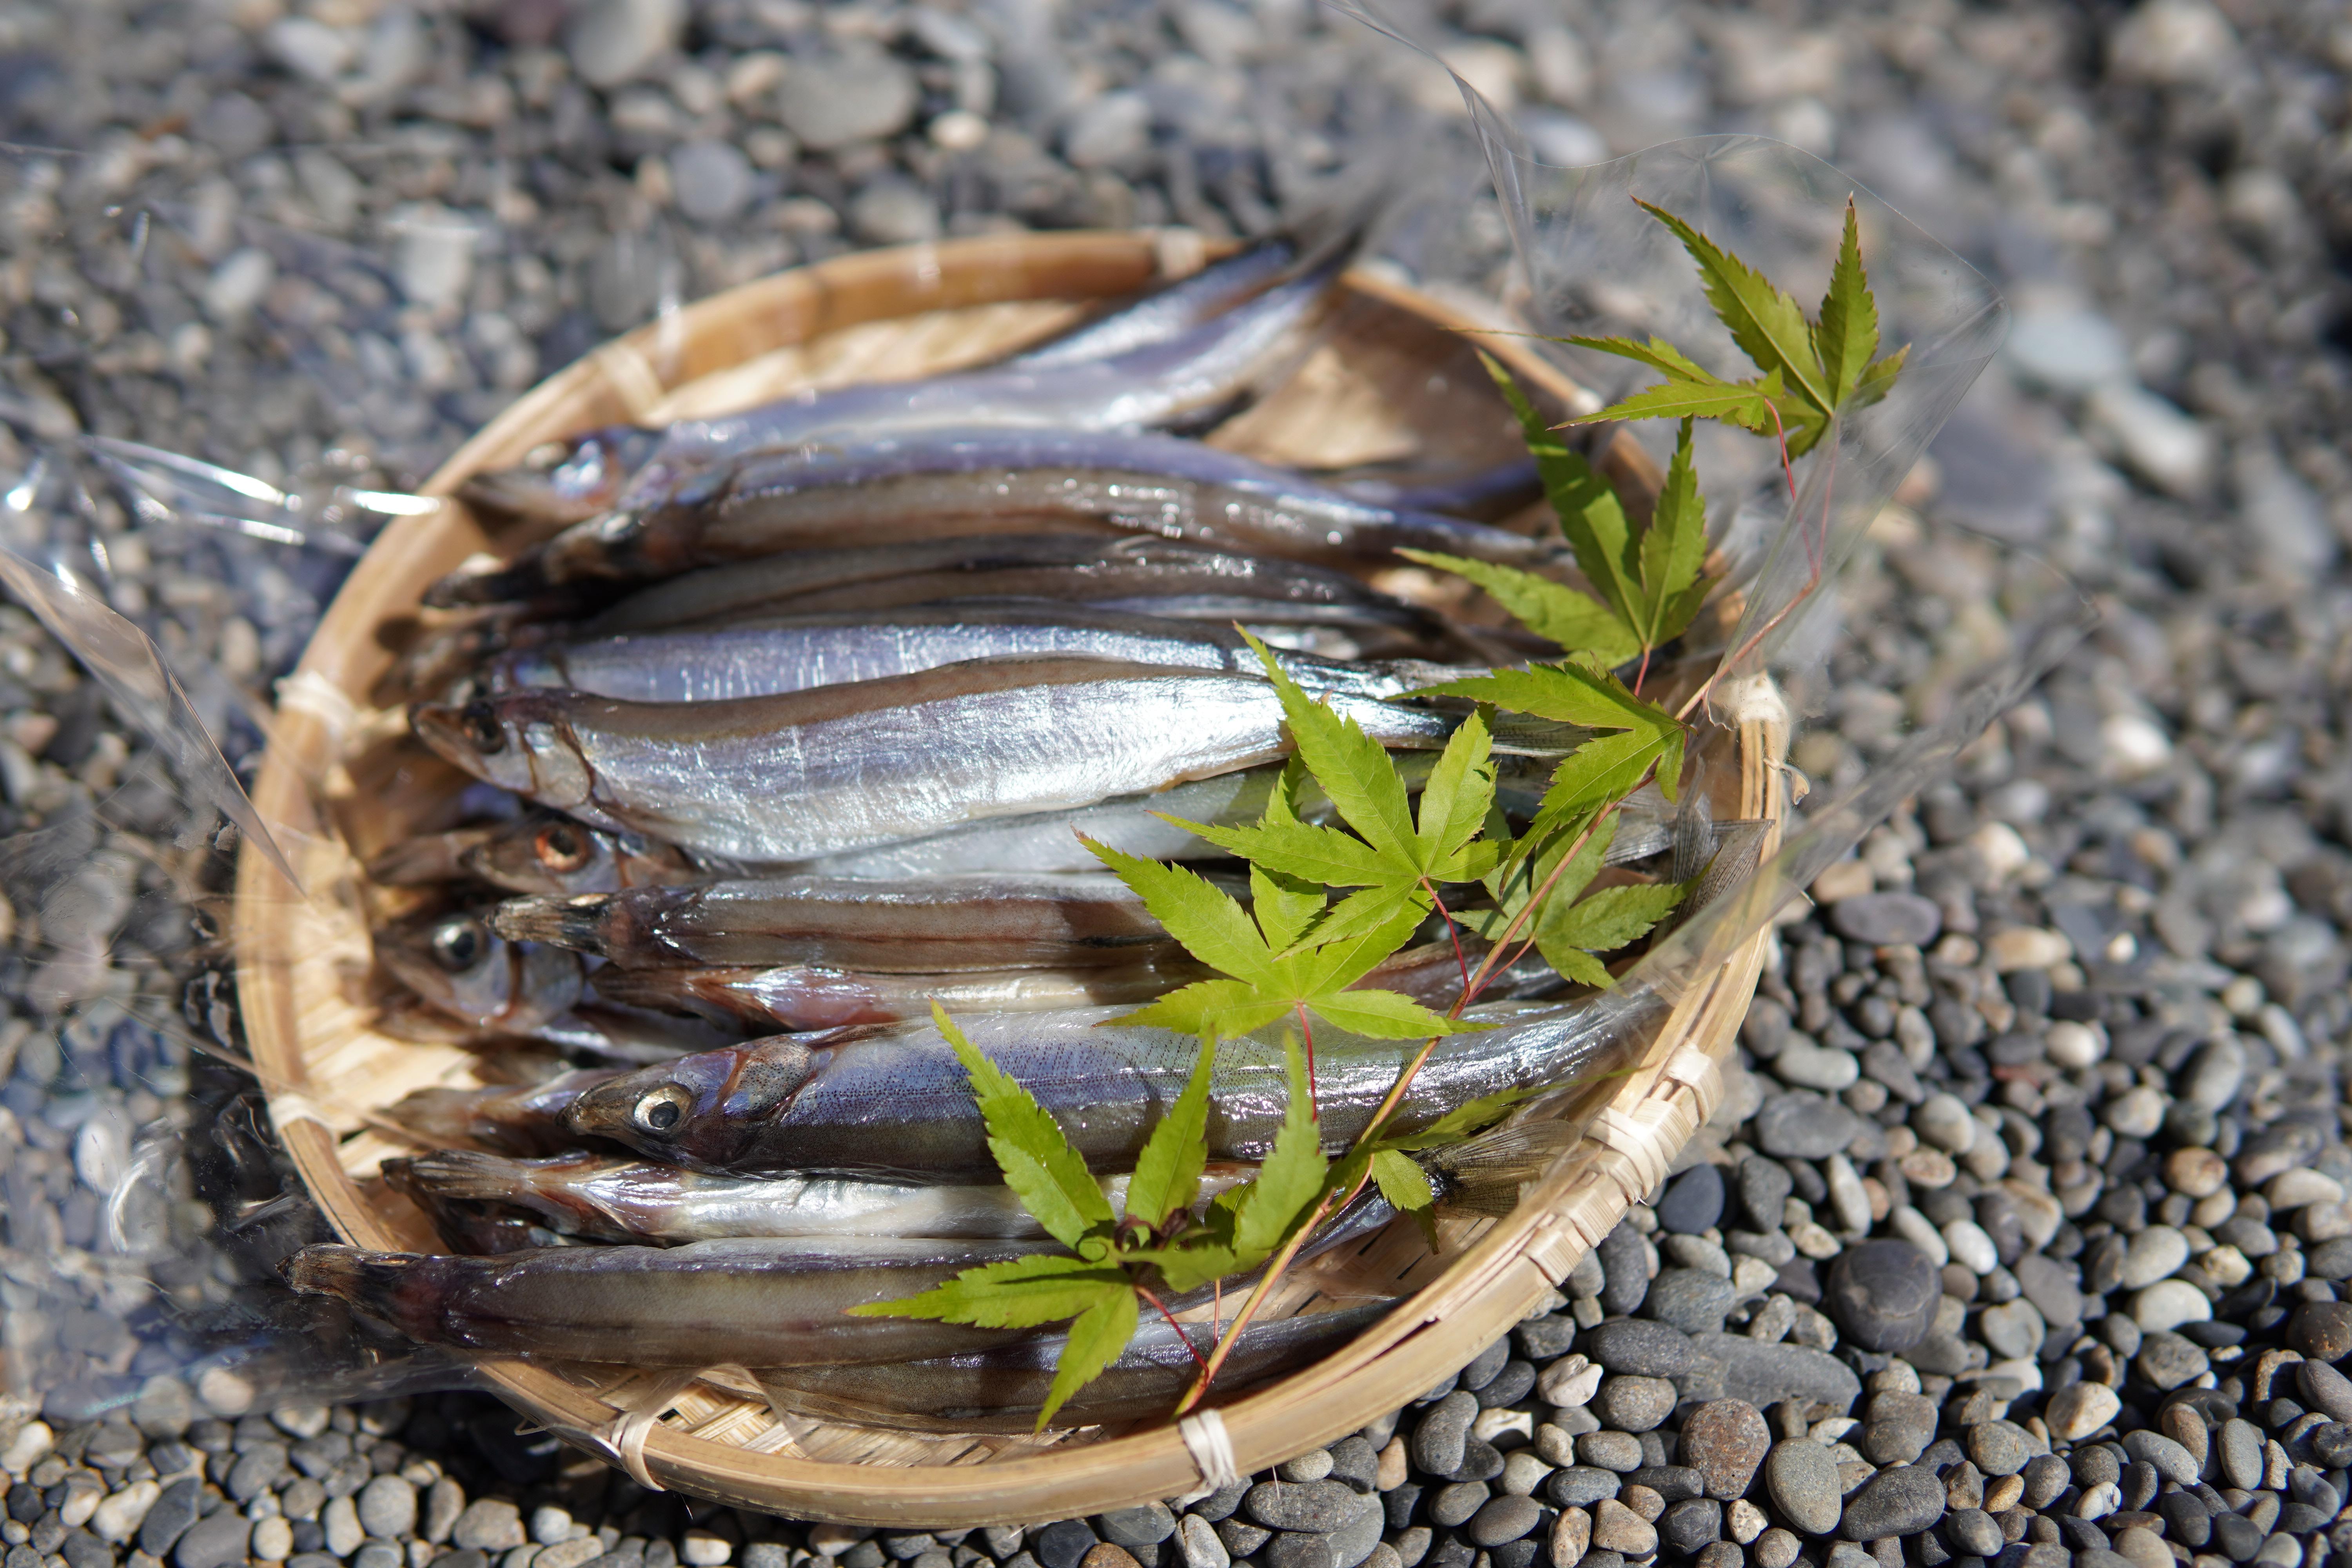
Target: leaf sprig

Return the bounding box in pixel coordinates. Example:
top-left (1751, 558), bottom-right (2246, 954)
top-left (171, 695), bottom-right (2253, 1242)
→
top-left (858, 195), bottom-right (1906, 1428)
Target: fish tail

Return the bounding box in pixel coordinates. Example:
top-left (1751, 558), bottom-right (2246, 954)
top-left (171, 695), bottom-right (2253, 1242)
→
top-left (423, 556), bottom-right (555, 609)
top-left (1424, 1119), bottom-right (1579, 1216)
top-left (281, 1245), bottom-right (440, 1337)
top-left (488, 894), bottom-right (610, 955)
top-left (382, 1149), bottom-right (528, 1205)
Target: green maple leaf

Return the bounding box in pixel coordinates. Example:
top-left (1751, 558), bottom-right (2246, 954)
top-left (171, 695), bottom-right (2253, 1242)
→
top-left (927, 1001), bottom-right (1115, 1253)
top-left (1812, 200), bottom-right (1881, 403)
top-left (1368, 1147), bottom-right (1439, 1247)
top-left (1122, 1033), bottom-right (1217, 1233)
top-left (1229, 1034), bottom-right (1330, 1258)
top-left (1396, 549), bottom-right (1639, 666)
top-left (1477, 351), bottom-right (1642, 632)
top-left (1535, 878), bottom-right (1690, 988)
top-left (1634, 198), bottom-right (1833, 419)
top-left (1627, 418), bottom-right (1713, 653)
top-left (1419, 662), bottom-right (1687, 835)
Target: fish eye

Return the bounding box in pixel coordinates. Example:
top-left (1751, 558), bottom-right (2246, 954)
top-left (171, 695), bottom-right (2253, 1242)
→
top-left (461, 701), bottom-right (505, 753)
top-left (428, 918), bottom-right (488, 973)
top-left (633, 1084), bottom-right (692, 1135)
top-left (534, 822), bottom-right (592, 873)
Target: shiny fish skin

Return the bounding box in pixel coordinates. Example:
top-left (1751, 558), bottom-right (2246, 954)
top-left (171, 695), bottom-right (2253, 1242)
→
top-left (459, 811), bottom-right (707, 896)
top-left (491, 871), bottom-right (1172, 971)
top-left (590, 958), bottom-right (1198, 1031)
top-left (450, 426), bottom-right (1560, 601)
top-left (563, 998), bottom-right (1640, 1178)
top-left (410, 657), bottom-right (1551, 864)
top-left (757, 1299), bottom-right (1393, 1431)
top-left (379, 1149), bottom-right (1252, 1245)
top-left (374, 909), bottom-right (584, 1034)
top-left (572, 535), bottom-right (1438, 641)
top-left (483, 604), bottom-right (1473, 706)
top-left (433, 266), bottom-right (1339, 595)
top-left (281, 1236), bottom-right (1057, 1366)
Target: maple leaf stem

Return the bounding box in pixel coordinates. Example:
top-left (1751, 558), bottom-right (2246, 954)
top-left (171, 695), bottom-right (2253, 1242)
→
top-left (1766, 401), bottom-right (1797, 505)
top-left (1673, 436), bottom-right (1839, 725)
top-left (1423, 878), bottom-right (1473, 1000)
top-left (1173, 1183), bottom-right (1338, 1415)
top-left (1632, 646), bottom-right (1652, 697)
top-left (1456, 802), bottom-right (1628, 1007)
top-left (1296, 1002), bottom-right (1319, 1118)
top-left (1134, 1282), bottom-right (1210, 1372)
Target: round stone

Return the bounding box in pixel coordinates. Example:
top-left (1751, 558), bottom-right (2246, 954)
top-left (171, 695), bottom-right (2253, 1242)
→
top-left (358, 1478), bottom-right (417, 1542)
top-left (1580, 1319), bottom-right (1697, 1378)
top-left (1467, 1497), bottom-right (1542, 1548)
top-left (2120, 1431), bottom-right (2198, 1486)
top-left (1591, 1377), bottom-right (1677, 1434)
top-left (779, 49), bottom-right (920, 149)
top-left (1658, 1165), bottom-right (1726, 1234)
top-left (2300, 1358), bottom-right (2352, 1423)
top-left (1858, 1391), bottom-right (1938, 1466)
top-left (2045, 1382), bottom-right (2123, 1441)
top-left (1965, 1421), bottom-right (2033, 1478)
top-left (1578, 1432), bottom-right (1644, 1474)
top-left (2132, 1279), bottom-right (2213, 1332)
top-left (1753, 1528), bottom-right (1801, 1568)
top-left (1762, 1440), bottom-right (1842, 1536)
top-left (1658, 1500), bottom-right (1722, 1555)
top-left (2288, 1301), bottom-right (2352, 1362)
top-left (1547, 1468), bottom-right (1622, 1508)
top-left (1944, 1509), bottom-right (2003, 1557)
top-left (1679, 1401), bottom-right (1769, 1500)
top-left (1838, 1466), bottom-right (1945, 1540)
top-left (1824, 1240), bottom-right (1940, 1352)
top-left (669, 141), bottom-right (755, 223)
top-left (1755, 1093), bottom-right (1863, 1160)
top-left (2135, 1332), bottom-right (2211, 1391)
top-left (1913, 1094), bottom-right (1976, 1154)
top-left (2119, 1227), bottom-right (2191, 1289)
top-left (1645, 1269), bottom-right (1737, 1334)
top-left (1589, 1500), bottom-right (1656, 1558)
top-left (2165, 1147), bottom-right (2228, 1197)
top-left (1830, 892), bottom-right (1942, 947)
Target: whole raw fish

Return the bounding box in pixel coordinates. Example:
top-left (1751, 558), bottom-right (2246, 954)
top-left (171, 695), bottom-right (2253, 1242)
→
top-left (282, 1236), bottom-right (1060, 1365)
top-left (561, 997), bottom-right (1639, 1178)
top-left (374, 909), bottom-right (583, 1035)
top-left (434, 260), bottom-right (1342, 573)
top-left (756, 1300), bottom-right (1394, 1432)
top-left (488, 872), bottom-right (1175, 971)
top-left (460, 811), bottom-right (707, 896)
top-left (385, 1067), bottom-right (627, 1156)
top-left (410, 657), bottom-right (1585, 864)
top-left (434, 427), bottom-right (1561, 604)
top-left (590, 958), bottom-right (1200, 1030)
top-left (380, 1148), bottom-right (1251, 1244)
top-left (480, 603), bottom-right (1472, 706)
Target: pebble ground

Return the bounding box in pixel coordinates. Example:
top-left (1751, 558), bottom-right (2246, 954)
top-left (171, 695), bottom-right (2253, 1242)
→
top-left (1, 4), bottom-right (2350, 1568)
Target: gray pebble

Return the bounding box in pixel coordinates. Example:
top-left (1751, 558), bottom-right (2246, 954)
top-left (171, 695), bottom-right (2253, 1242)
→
top-left (1465, 1497), bottom-right (1541, 1548)
top-left (1965, 1421), bottom-right (2034, 1478)
top-left (1645, 1270), bottom-right (1738, 1334)
top-left (1597, 1225), bottom-right (1650, 1317)
top-left (1590, 1377), bottom-right (1676, 1434)
top-left (1579, 1320), bottom-right (1695, 1378)
top-left (2300, 1359), bottom-right (2352, 1424)
top-left (1823, 1240), bottom-right (1939, 1353)
top-left (1246, 1481), bottom-right (1357, 1534)
top-left (1762, 1440), bottom-right (1841, 1536)
top-left (1657, 1500), bottom-right (1720, 1555)
top-left (173, 1513), bottom-right (250, 1568)
top-left (1545, 1468), bottom-right (1621, 1508)
top-left (1575, 1433), bottom-right (1642, 1474)
top-left (780, 50), bottom-right (920, 149)
top-left (1859, 1391), bottom-right (1938, 1466)
top-left (1829, 893), bottom-right (1942, 947)
top-left (1753, 1094), bottom-right (1864, 1160)
top-left (359, 1477), bottom-right (417, 1541)
top-left (1687, 1335), bottom-right (1860, 1411)
top-left (1409, 1392), bottom-right (1476, 1476)
top-left (1837, 1466), bottom-right (1944, 1539)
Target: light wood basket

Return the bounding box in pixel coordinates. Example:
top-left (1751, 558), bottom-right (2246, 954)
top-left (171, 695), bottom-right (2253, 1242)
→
top-left (232, 230), bottom-right (1786, 1526)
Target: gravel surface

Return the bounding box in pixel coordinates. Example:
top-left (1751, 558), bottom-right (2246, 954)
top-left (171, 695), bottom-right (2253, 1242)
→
top-left (2, 1), bottom-right (2352, 1568)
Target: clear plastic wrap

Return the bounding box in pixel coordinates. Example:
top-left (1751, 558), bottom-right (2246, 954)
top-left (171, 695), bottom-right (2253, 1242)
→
top-left (0, 14), bottom-right (2078, 1436)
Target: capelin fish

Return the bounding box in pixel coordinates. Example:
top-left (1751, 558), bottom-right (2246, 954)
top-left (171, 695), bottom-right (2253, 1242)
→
top-left (281, 1236), bottom-right (1060, 1366)
top-left (1335, 457), bottom-right (1545, 524)
top-left (480, 603), bottom-right (1475, 706)
top-left (757, 1299), bottom-right (1395, 1432)
top-left (384, 1067), bottom-right (627, 1156)
top-left (590, 958), bottom-right (1201, 1031)
top-left (457, 811), bottom-right (708, 896)
top-left (433, 266), bottom-right (1343, 593)
top-left (364, 827), bottom-right (497, 886)
top-left (435, 427), bottom-right (1562, 604)
top-left (489, 872), bottom-right (1176, 971)
top-left (561, 996), bottom-right (1642, 1178)
top-left (569, 535), bottom-right (1443, 642)
top-left (379, 1149), bottom-right (1254, 1245)
top-left (375, 909), bottom-right (584, 1035)
top-left (411, 657), bottom-right (1587, 864)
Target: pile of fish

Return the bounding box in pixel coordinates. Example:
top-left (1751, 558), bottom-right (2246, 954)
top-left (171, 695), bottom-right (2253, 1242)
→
top-left (283, 227), bottom-right (1702, 1430)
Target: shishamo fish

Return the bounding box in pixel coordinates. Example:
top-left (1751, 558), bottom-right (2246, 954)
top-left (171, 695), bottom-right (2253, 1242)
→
top-left (755, 1300), bottom-right (1394, 1431)
top-left (374, 909), bottom-right (583, 1035)
top-left (432, 427), bottom-right (1561, 604)
top-left (487, 872), bottom-right (1175, 971)
top-left (561, 996), bottom-right (1641, 1178)
top-left (385, 1067), bottom-right (628, 1156)
top-left (435, 260), bottom-right (1344, 568)
top-left (379, 1148), bottom-right (1253, 1245)
top-left (479, 603), bottom-right (1471, 706)
top-left (410, 657), bottom-right (1586, 864)
top-left (282, 1235), bottom-right (1063, 1365)
top-left (459, 811), bottom-right (706, 897)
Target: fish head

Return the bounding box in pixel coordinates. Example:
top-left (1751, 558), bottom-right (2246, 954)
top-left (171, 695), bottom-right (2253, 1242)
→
top-left (411, 692), bottom-right (594, 808)
top-left (564, 1036), bottom-right (817, 1168)
top-left (377, 908), bottom-right (581, 1032)
top-left (456, 426), bottom-right (659, 524)
top-left (464, 812), bottom-right (619, 895)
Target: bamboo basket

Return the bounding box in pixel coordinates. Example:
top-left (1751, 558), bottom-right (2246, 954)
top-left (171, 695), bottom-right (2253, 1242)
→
top-left (233, 230), bottom-right (1787, 1526)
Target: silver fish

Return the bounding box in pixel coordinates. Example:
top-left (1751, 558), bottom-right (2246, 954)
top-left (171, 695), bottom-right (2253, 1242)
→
top-left (434, 426), bottom-right (1560, 603)
top-left (410, 657), bottom-right (1584, 864)
top-left (435, 262), bottom-right (1342, 578)
top-left (384, 1067), bottom-right (628, 1156)
top-left (281, 1235), bottom-right (1062, 1366)
top-left (374, 909), bottom-right (584, 1035)
top-left (561, 996), bottom-right (1641, 1178)
top-left (379, 1149), bottom-right (1252, 1244)
top-left (480, 603), bottom-right (1473, 706)
top-left (490, 871), bottom-right (1176, 971)
top-left (590, 959), bottom-right (1200, 1030)
top-left (459, 811), bottom-right (707, 896)
top-left (754, 1299), bottom-right (1393, 1432)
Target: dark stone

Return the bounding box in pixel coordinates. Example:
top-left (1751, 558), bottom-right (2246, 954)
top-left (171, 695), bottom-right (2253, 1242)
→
top-left (1461, 1338), bottom-right (1511, 1392)
top-left (1646, 1270), bottom-right (1738, 1335)
top-left (1247, 1483), bottom-right (1359, 1535)
top-left (2137, 1333), bottom-right (2211, 1392)
top-left (174, 1515), bottom-right (251, 1568)
top-left (1625, 1468), bottom-right (1704, 1503)
top-left (139, 1477), bottom-right (202, 1557)
top-left (2156, 1493), bottom-right (2210, 1548)
top-left (1860, 1391), bottom-right (1939, 1466)
top-left (1754, 1093), bottom-right (1865, 1160)
top-left (1214, 1521), bottom-right (1270, 1560)
top-left (1824, 1240), bottom-right (1940, 1354)
top-left (1763, 1439), bottom-right (1842, 1535)
top-left (2011, 1254), bottom-right (2083, 1330)
top-left (1582, 1319), bottom-right (1698, 1378)
top-left (1464, 1497), bottom-right (1541, 1548)
top-left (2017, 1454), bottom-right (2071, 1510)
top-left (1677, 1399), bottom-right (1769, 1499)
top-left (2208, 1513), bottom-right (2261, 1563)
top-left (1410, 1392), bottom-right (1478, 1477)
top-left (1191, 1483), bottom-right (1250, 1524)
top-left (1831, 893), bottom-right (1942, 947)
top-left (1840, 1465), bottom-right (1946, 1539)
top-left (1943, 1511), bottom-right (2003, 1558)
top-left (1592, 1376), bottom-right (1677, 1434)
top-left (1658, 1499), bottom-right (1722, 1554)
top-left (1091, 1506), bottom-right (1174, 1550)
top-left (1030, 1521), bottom-right (1096, 1568)
top-left (1515, 1317), bottom-right (1578, 1362)
top-left (1599, 1224), bottom-right (1651, 1316)
top-left (1488, 1543), bottom-right (1540, 1568)
top-left (1325, 1436), bottom-right (1380, 1494)
top-left (1687, 1334), bottom-right (1860, 1412)
top-left (2289, 1302), bottom-right (2352, 1363)
top-left (1428, 1484), bottom-right (1488, 1530)
top-left (60, 1531), bottom-right (109, 1568)
top-left (1475, 1360), bottom-right (1537, 1410)
top-left (1546, 1469), bottom-right (1621, 1508)
top-left (1739, 1158), bottom-right (1794, 1232)
top-left (1659, 1165), bottom-right (1727, 1235)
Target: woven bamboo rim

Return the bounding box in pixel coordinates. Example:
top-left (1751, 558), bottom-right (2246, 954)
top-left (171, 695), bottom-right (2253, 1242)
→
top-left (231, 229), bottom-right (1788, 1525)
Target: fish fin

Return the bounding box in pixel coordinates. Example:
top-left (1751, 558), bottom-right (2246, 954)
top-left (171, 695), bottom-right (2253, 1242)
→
top-left (488, 893), bottom-right (609, 953)
top-left (1422, 1119), bottom-right (1579, 1185)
